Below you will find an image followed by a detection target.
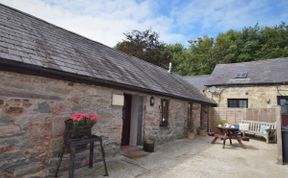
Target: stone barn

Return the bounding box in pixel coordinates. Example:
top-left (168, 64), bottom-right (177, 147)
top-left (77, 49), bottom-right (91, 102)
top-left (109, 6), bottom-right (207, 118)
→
top-left (0, 4), bottom-right (215, 177)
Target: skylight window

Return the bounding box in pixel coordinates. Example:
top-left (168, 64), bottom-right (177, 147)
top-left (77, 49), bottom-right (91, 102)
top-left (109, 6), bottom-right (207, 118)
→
top-left (235, 72), bottom-right (248, 78)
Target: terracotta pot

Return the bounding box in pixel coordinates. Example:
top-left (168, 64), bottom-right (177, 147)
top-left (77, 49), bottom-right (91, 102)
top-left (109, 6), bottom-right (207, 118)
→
top-left (187, 132), bottom-right (195, 140)
top-left (198, 129), bottom-right (206, 136)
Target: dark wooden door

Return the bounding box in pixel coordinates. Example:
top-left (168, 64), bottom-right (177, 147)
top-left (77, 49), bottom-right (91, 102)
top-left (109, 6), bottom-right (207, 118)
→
top-left (278, 96), bottom-right (288, 127)
top-left (121, 94), bottom-right (132, 145)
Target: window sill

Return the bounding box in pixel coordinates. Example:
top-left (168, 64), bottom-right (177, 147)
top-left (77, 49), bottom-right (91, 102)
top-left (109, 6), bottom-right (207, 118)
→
top-left (159, 125), bottom-right (170, 129)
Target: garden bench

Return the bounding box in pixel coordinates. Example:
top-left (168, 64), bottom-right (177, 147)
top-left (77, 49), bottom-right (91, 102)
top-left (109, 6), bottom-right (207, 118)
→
top-left (240, 120), bottom-right (276, 143)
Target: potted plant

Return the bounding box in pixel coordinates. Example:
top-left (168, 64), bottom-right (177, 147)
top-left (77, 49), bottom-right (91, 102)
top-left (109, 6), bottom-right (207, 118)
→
top-left (217, 119), bottom-right (228, 127)
top-left (197, 126), bottom-right (206, 136)
top-left (64, 112), bottom-right (99, 139)
top-left (187, 120), bottom-right (195, 140)
top-left (143, 138), bottom-right (155, 152)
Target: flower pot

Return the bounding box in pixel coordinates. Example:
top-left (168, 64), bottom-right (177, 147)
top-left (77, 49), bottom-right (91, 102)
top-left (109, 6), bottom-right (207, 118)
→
top-left (198, 129), bottom-right (206, 136)
top-left (64, 124), bottom-right (92, 139)
top-left (143, 141), bottom-right (155, 152)
top-left (187, 132), bottom-right (195, 140)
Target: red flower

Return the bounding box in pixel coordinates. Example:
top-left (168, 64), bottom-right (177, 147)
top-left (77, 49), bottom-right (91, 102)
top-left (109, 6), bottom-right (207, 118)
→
top-left (70, 112), bottom-right (99, 122)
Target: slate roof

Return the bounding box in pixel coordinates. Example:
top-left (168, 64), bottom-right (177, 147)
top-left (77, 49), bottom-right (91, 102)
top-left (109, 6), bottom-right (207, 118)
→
top-left (182, 75), bottom-right (210, 90)
top-left (0, 4), bottom-right (214, 105)
top-left (206, 58), bottom-right (288, 86)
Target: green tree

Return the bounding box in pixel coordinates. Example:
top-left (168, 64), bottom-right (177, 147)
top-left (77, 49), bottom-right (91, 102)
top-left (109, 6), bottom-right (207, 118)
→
top-left (188, 36), bottom-right (215, 75)
top-left (115, 23), bottom-right (288, 76)
top-left (164, 43), bottom-right (191, 75)
top-left (185, 23), bottom-right (288, 75)
top-left (115, 29), bottom-right (171, 69)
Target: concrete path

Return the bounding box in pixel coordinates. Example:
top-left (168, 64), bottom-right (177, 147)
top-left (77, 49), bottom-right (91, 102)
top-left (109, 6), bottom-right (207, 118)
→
top-left (66, 136), bottom-right (288, 178)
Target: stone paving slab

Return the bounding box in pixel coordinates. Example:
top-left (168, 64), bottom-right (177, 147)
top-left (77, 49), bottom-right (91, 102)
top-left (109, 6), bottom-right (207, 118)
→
top-left (60, 136), bottom-right (288, 178)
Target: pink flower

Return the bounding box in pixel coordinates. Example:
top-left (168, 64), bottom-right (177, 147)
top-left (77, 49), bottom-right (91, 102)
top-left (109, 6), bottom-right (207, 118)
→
top-left (69, 112), bottom-right (99, 122)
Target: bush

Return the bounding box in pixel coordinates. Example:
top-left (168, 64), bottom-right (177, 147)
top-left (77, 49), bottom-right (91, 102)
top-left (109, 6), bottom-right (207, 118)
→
top-left (144, 138), bottom-right (155, 144)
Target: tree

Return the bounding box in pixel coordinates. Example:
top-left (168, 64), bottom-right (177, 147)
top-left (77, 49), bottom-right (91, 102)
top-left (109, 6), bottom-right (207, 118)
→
top-left (164, 43), bottom-right (191, 75)
top-left (187, 36), bottom-right (215, 75)
top-left (184, 22), bottom-right (288, 75)
top-left (115, 29), bottom-right (171, 69)
top-left (115, 23), bottom-right (288, 76)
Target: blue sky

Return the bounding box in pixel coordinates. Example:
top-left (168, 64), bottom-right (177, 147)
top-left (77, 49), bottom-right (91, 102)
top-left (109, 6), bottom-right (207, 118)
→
top-left (1, 0), bottom-right (287, 47)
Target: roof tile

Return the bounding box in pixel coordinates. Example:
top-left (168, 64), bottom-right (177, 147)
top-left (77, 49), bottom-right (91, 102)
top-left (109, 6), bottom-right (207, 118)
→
top-left (0, 4), bottom-right (214, 104)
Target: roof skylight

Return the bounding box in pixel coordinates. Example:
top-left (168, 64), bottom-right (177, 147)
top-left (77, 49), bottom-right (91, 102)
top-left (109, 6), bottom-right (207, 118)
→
top-left (235, 72), bottom-right (248, 78)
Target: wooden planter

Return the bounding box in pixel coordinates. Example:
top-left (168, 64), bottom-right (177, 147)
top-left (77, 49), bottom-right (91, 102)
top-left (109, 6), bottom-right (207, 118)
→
top-left (64, 124), bottom-right (92, 139)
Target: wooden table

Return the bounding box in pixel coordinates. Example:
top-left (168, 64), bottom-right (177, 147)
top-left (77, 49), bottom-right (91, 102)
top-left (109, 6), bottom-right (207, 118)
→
top-left (211, 127), bottom-right (246, 149)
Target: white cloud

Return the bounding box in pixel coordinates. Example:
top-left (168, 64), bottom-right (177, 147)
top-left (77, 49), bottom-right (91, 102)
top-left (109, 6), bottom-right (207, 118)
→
top-left (0, 0), bottom-right (286, 46)
top-left (0, 0), bottom-right (185, 46)
top-left (172, 0), bottom-right (288, 39)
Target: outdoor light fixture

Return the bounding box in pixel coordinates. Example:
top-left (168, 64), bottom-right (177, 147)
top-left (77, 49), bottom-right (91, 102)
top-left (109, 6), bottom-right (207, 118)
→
top-left (150, 96), bottom-right (155, 106)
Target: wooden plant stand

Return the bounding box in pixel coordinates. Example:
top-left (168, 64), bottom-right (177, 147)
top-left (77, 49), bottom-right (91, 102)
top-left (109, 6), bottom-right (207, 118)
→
top-left (54, 135), bottom-right (109, 178)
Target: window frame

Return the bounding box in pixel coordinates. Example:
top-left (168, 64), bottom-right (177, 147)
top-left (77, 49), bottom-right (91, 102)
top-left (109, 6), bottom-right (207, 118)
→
top-left (227, 99), bottom-right (248, 108)
top-left (278, 96), bottom-right (288, 114)
top-left (160, 99), bottom-right (169, 127)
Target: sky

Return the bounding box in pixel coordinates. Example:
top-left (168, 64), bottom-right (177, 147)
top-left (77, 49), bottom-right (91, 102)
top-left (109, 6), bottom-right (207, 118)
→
top-left (0, 0), bottom-right (287, 47)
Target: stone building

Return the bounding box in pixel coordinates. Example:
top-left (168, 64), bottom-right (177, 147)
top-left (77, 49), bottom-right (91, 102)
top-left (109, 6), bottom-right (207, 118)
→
top-left (203, 58), bottom-right (288, 109)
top-left (184, 58), bottom-right (288, 109)
top-left (0, 4), bottom-right (215, 177)
top-left (184, 58), bottom-right (288, 131)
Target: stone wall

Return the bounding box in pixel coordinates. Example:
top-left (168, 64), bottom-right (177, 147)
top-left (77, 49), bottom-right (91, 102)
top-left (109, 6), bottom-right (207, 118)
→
top-left (143, 98), bottom-right (202, 144)
top-left (0, 71), bottom-right (123, 177)
top-left (0, 71), bottom-right (202, 177)
top-left (204, 85), bottom-right (288, 108)
top-left (144, 97), bottom-right (185, 144)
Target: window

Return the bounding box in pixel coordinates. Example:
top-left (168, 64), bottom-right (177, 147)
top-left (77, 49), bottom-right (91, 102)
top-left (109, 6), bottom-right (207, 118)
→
top-left (228, 99), bottom-right (248, 108)
top-left (160, 99), bottom-right (169, 127)
top-left (278, 96), bottom-right (288, 114)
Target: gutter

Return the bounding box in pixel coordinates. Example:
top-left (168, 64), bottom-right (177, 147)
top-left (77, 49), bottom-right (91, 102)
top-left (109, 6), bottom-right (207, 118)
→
top-left (0, 58), bottom-right (216, 106)
top-left (206, 82), bottom-right (288, 87)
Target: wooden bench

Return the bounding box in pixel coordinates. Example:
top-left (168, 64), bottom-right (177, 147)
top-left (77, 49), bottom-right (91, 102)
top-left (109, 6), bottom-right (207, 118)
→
top-left (240, 120), bottom-right (276, 143)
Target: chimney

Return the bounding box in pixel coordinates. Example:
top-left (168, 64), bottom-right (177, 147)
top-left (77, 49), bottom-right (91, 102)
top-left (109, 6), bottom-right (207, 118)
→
top-left (168, 62), bottom-right (172, 73)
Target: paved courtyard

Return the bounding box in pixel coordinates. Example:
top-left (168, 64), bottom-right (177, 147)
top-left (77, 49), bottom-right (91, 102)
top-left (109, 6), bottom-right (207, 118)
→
top-left (63, 136), bottom-right (287, 178)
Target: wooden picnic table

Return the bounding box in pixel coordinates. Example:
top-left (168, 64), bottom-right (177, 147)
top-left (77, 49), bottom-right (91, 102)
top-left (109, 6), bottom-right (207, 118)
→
top-left (211, 127), bottom-right (246, 149)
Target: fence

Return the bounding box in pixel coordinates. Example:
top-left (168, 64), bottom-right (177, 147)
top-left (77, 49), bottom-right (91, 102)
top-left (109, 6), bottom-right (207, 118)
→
top-left (209, 107), bottom-right (280, 131)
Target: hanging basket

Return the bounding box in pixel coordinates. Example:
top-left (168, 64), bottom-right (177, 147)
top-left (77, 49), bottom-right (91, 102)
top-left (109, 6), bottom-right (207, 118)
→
top-left (64, 123), bottom-right (93, 139)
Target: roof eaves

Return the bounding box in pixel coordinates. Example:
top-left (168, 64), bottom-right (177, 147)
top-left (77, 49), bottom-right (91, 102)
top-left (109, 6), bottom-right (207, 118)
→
top-left (0, 58), bottom-right (216, 106)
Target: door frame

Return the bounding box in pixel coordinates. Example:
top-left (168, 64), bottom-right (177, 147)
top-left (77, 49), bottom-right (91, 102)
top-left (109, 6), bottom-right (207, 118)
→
top-left (121, 94), bottom-right (144, 146)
